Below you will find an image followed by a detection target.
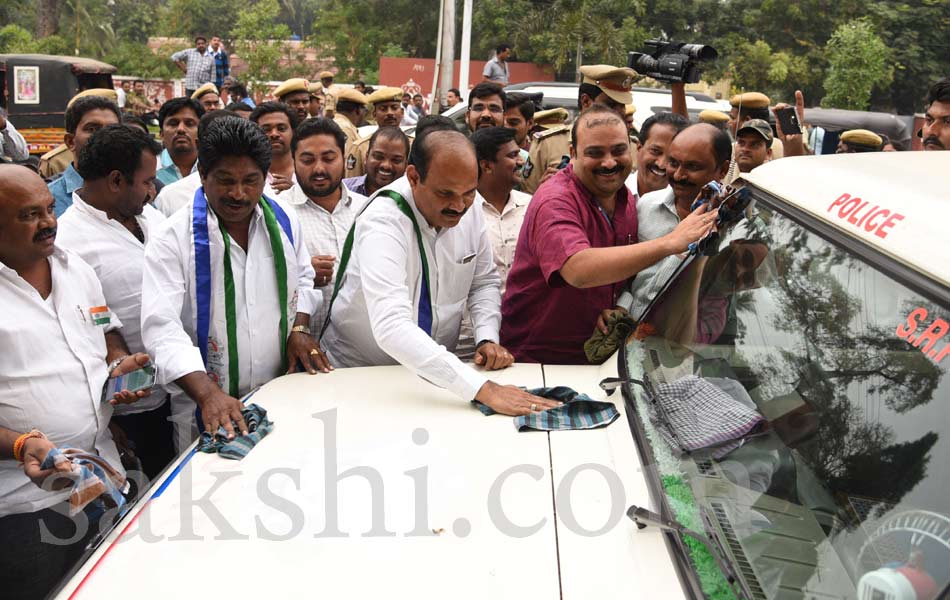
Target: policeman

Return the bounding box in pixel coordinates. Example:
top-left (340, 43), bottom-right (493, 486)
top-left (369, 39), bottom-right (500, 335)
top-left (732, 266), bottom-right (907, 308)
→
top-left (191, 82), bottom-right (221, 113)
top-left (38, 88), bottom-right (118, 180)
top-left (319, 71), bottom-right (340, 118)
top-left (836, 129), bottom-right (883, 153)
top-left (699, 109), bottom-right (731, 131)
top-left (529, 107), bottom-right (570, 138)
top-left (728, 91), bottom-right (784, 158)
top-left (307, 82), bottom-right (325, 117)
top-left (273, 77), bottom-right (312, 122)
top-left (345, 87), bottom-right (410, 178)
top-left (521, 64), bottom-right (635, 194)
top-left (333, 88), bottom-right (369, 155)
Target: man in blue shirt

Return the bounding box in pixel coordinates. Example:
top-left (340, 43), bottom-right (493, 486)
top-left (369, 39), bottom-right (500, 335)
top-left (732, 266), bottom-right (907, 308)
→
top-left (209, 36), bottom-right (230, 92)
top-left (47, 95), bottom-right (121, 216)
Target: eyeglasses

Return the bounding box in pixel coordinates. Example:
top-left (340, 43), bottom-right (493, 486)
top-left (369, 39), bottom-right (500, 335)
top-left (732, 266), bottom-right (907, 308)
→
top-left (470, 103), bottom-right (504, 114)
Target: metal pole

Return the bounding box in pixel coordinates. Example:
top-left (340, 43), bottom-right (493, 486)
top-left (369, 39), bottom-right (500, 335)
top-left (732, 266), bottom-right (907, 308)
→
top-left (431, 0), bottom-right (445, 106)
top-left (438, 0), bottom-right (456, 110)
top-left (459, 0), bottom-right (473, 100)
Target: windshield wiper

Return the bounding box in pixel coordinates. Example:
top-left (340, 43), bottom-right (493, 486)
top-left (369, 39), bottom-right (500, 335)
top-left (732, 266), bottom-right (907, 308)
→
top-left (627, 504), bottom-right (756, 600)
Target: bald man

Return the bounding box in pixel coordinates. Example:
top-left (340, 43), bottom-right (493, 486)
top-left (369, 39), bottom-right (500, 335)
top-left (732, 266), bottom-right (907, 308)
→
top-left (617, 123), bottom-right (733, 319)
top-left (0, 166), bottom-right (150, 599)
top-left (322, 129), bottom-right (560, 416)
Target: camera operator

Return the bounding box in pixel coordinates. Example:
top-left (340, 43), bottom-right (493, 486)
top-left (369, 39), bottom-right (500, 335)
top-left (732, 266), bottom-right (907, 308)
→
top-left (520, 64), bottom-right (689, 195)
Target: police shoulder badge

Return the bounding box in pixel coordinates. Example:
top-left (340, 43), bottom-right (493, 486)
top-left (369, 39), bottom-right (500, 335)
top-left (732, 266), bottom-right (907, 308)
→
top-left (346, 154), bottom-right (356, 170)
top-left (523, 156), bottom-right (534, 178)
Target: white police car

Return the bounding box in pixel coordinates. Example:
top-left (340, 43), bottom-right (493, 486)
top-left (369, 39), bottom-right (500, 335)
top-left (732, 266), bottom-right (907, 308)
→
top-left (55, 153), bottom-right (949, 600)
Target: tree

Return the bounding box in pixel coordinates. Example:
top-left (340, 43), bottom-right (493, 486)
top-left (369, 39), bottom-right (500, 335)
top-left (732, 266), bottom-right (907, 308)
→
top-left (36, 0), bottom-right (62, 38)
top-left (232, 0), bottom-right (301, 94)
top-left (0, 25), bottom-right (35, 54)
top-left (821, 19), bottom-right (893, 110)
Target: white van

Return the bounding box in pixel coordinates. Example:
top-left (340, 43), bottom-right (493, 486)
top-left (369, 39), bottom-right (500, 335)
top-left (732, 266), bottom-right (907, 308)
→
top-left (54, 153), bottom-right (949, 600)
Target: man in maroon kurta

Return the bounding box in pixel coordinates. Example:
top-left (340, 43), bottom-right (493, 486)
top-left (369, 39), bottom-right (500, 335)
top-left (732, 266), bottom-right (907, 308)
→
top-left (501, 105), bottom-right (714, 363)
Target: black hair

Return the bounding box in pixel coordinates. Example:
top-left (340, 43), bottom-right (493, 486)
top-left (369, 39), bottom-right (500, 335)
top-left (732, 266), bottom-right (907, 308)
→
top-left (495, 43), bottom-right (511, 54)
top-left (368, 126), bottom-right (410, 158)
top-left (737, 106), bottom-right (771, 121)
top-left (470, 126), bottom-right (516, 177)
top-left (335, 100), bottom-right (364, 115)
top-left (413, 115), bottom-right (457, 137)
top-left (639, 112), bottom-right (690, 145)
top-left (710, 126), bottom-right (734, 165)
top-left (198, 115), bottom-right (271, 176)
top-left (413, 94), bottom-right (423, 100)
top-left (228, 82), bottom-right (249, 99)
top-left (570, 104), bottom-right (626, 148)
top-left (76, 123), bottom-right (162, 182)
top-left (133, 79), bottom-right (145, 86)
top-left (410, 129), bottom-right (473, 182)
top-left (195, 36), bottom-right (207, 43)
top-left (121, 113), bottom-right (149, 134)
top-left (226, 101), bottom-right (253, 113)
top-left (158, 97), bottom-right (205, 130)
top-left (926, 77), bottom-right (950, 106)
top-left (250, 101), bottom-right (300, 130)
top-left (448, 88), bottom-right (461, 98)
top-left (65, 96), bottom-right (121, 134)
top-left (355, 80), bottom-right (365, 87)
top-left (469, 82), bottom-right (506, 107)
top-left (291, 117), bottom-right (346, 156)
top-left (577, 82), bottom-right (605, 110)
top-left (198, 109), bottom-right (238, 139)
top-left (504, 92), bottom-right (536, 120)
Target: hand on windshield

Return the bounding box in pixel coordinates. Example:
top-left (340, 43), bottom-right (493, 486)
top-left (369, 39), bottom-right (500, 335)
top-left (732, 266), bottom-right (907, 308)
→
top-left (474, 342), bottom-right (514, 370)
top-left (475, 381), bottom-right (562, 416)
top-left (666, 203), bottom-right (717, 254)
top-left (197, 388), bottom-right (248, 439)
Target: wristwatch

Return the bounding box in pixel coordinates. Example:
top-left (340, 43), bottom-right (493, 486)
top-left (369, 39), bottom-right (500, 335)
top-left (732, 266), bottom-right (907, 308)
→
top-left (107, 355), bottom-right (129, 375)
top-left (291, 325), bottom-right (311, 335)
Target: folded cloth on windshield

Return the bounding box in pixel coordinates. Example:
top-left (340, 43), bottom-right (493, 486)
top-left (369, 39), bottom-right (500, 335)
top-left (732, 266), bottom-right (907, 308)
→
top-left (39, 448), bottom-right (127, 517)
top-left (584, 310), bottom-right (636, 364)
top-left (648, 375), bottom-right (764, 458)
top-left (474, 386), bottom-right (620, 431)
top-left (197, 403), bottom-right (274, 460)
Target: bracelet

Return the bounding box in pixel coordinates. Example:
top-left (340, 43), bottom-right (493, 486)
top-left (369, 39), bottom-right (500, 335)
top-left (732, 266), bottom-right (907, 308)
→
top-left (107, 355), bottom-right (129, 375)
top-left (291, 325), bottom-right (311, 335)
top-left (13, 430), bottom-right (45, 463)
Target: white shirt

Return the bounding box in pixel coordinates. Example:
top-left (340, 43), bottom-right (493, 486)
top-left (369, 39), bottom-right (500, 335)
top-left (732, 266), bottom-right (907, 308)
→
top-left (116, 87), bottom-right (127, 108)
top-left (279, 183), bottom-right (368, 329)
top-left (57, 192), bottom-right (167, 415)
top-left (625, 172), bottom-right (640, 198)
top-left (154, 172), bottom-right (286, 218)
top-left (0, 248), bottom-right (123, 517)
top-left (480, 190), bottom-right (530, 296)
top-left (322, 176), bottom-right (501, 401)
top-left (0, 117), bottom-right (29, 162)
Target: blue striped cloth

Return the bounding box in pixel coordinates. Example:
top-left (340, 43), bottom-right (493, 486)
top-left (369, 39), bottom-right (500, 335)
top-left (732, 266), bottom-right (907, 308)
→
top-left (40, 448), bottom-right (127, 517)
top-left (474, 386), bottom-right (620, 431)
top-left (197, 403), bottom-right (274, 460)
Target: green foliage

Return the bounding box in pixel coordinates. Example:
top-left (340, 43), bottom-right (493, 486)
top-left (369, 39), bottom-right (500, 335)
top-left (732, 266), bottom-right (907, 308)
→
top-left (0, 25), bottom-right (36, 54)
top-left (103, 41), bottom-right (186, 79)
top-left (158, 0), bottom-right (248, 39)
top-left (232, 0), bottom-right (301, 94)
top-left (821, 19), bottom-right (893, 110)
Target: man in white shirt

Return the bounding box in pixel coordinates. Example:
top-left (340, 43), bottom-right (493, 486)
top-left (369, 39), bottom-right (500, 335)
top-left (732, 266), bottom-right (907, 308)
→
top-left (57, 124), bottom-right (176, 478)
top-left (142, 116), bottom-right (324, 447)
top-left (0, 165), bottom-right (150, 599)
top-left (0, 112), bottom-right (29, 162)
top-left (321, 129), bottom-right (560, 415)
top-left (279, 118), bottom-right (367, 330)
top-left (250, 102), bottom-right (299, 194)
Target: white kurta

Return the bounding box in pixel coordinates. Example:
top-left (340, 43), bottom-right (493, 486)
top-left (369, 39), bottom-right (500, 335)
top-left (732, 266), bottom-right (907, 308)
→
top-left (140, 194), bottom-right (319, 448)
top-left (153, 172), bottom-right (285, 218)
top-left (279, 183), bottom-right (368, 329)
top-left (322, 175), bottom-right (501, 401)
top-left (57, 192), bottom-right (167, 414)
top-left (0, 248), bottom-right (123, 517)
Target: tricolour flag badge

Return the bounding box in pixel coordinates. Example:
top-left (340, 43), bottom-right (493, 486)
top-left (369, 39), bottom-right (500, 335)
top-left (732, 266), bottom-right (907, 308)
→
top-left (89, 305), bottom-right (112, 326)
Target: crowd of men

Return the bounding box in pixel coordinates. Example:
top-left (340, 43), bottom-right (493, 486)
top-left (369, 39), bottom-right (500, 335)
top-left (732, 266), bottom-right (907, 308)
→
top-left (0, 31), bottom-right (948, 597)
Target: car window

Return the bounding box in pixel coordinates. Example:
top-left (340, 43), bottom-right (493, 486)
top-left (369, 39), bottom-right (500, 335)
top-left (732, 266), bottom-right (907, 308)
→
top-left (624, 194), bottom-right (950, 600)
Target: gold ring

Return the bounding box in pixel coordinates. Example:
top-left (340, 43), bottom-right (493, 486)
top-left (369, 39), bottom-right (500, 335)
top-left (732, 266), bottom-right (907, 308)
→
top-left (310, 349), bottom-right (320, 356)
top-left (530, 403), bottom-right (538, 411)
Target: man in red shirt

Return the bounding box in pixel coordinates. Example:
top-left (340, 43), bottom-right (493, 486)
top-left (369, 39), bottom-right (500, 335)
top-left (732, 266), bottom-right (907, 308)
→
top-left (500, 105), bottom-right (714, 364)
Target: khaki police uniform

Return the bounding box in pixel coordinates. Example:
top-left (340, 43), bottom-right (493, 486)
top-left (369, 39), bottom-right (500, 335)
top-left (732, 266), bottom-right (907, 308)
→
top-left (332, 87), bottom-right (368, 159)
top-left (344, 87), bottom-right (406, 177)
top-left (520, 64), bottom-right (635, 194)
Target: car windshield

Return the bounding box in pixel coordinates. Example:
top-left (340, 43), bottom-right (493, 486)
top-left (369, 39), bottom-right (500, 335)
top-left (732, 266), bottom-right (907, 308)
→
top-left (623, 192), bottom-right (950, 600)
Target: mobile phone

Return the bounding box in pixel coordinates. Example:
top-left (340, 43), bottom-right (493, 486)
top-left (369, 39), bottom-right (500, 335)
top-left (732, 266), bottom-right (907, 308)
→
top-left (775, 107), bottom-right (802, 135)
top-left (556, 155), bottom-right (571, 170)
top-left (103, 363), bottom-right (156, 401)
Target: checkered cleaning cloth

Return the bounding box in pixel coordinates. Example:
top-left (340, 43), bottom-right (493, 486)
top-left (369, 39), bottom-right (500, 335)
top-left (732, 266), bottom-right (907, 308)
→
top-left (474, 386), bottom-right (620, 431)
top-left (648, 375), bottom-right (764, 458)
top-left (40, 448), bottom-right (128, 517)
top-left (197, 403), bottom-right (274, 460)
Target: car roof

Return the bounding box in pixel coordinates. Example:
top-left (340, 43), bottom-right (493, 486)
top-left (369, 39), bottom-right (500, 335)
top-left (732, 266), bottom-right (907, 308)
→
top-left (741, 152), bottom-right (950, 288)
top-left (0, 53), bottom-right (117, 73)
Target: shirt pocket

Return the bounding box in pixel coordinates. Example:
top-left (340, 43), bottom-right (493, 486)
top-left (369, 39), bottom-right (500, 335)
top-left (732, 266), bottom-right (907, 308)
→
top-left (439, 251), bottom-right (478, 305)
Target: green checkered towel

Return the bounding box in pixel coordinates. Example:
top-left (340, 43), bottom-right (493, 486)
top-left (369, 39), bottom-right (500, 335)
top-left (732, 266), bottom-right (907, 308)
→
top-left (197, 403), bottom-right (274, 460)
top-left (474, 386), bottom-right (620, 431)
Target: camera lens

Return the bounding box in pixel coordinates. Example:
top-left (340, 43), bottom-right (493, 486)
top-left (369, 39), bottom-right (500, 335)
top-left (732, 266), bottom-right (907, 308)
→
top-left (680, 44), bottom-right (718, 60)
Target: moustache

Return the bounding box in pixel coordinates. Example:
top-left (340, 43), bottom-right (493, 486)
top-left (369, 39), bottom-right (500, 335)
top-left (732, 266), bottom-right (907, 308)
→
top-left (593, 165), bottom-right (624, 176)
top-left (670, 178), bottom-right (694, 188)
top-left (923, 136), bottom-right (944, 148)
top-left (34, 227), bottom-right (56, 242)
top-left (441, 207), bottom-right (468, 218)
